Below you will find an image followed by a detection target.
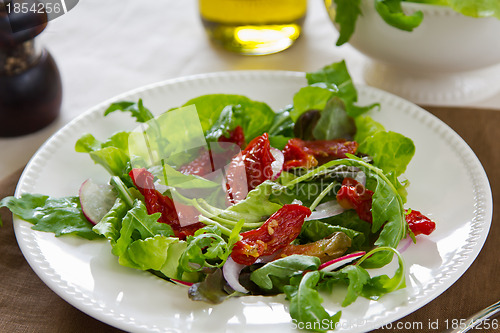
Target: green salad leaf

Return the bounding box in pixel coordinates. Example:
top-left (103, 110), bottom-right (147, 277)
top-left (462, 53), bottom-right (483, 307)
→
top-left (332, 0), bottom-right (500, 46)
top-left (250, 255), bottom-right (321, 292)
top-left (332, 0), bottom-right (363, 46)
top-left (104, 99), bottom-right (154, 123)
top-left (375, 0), bottom-right (424, 31)
top-left (75, 132), bottom-right (131, 177)
top-left (320, 247), bottom-right (406, 306)
top-left (312, 97), bottom-right (356, 140)
top-left (284, 271), bottom-right (342, 332)
top-left (182, 94), bottom-right (275, 143)
top-left (284, 157), bottom-right (407, 268)
top-left (0, 194), bottom-right (100, 240)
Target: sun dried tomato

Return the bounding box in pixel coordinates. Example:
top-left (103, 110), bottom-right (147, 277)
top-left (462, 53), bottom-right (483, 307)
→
top-left (336, 177), bottom-right (374, 223)
top-left (230, 204), bottom-right (311, 265)
top-left (129, 168), bottom-right (204, 239)
top-left (337, 178), bottom-right (437, 236)
top-left (405, 209), bottom-right (436, 236)
top-left (224, 133), bottom-right (275, 204)
top-left (218, 125), bottom-right (246, 149)
top-left (282, 138), bottom-right (358, 170)
top-left (178, 126), bottom-right (246, 177)
top-left (177, 150), bottom-right (213, 177)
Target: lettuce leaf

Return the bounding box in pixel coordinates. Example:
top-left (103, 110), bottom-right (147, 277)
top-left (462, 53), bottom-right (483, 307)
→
top-left (295, 61), bottom-right (378, 120)
top-left (197, 181), bottom-right (283, 228)
top-left (312, 97), bottom-right (356, 140)
top-left (359, 131), bottom-right (415, 177)
top-left (182, 94), bottom-right (275, 143)
top-left (415, 0), bottom-right (500, 19)
top-left (104, 99), bottom-right (154, 123)
top-left (75, 132), bottom-right (131, 177)
top-left (0, 194), bottom-right (101, 240)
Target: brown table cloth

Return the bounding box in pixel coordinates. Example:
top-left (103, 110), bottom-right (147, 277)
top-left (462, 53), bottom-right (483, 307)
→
top-left (1, 106), bottom-right (499, 333)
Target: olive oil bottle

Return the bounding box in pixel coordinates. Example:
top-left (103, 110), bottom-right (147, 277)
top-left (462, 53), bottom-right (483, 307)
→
top-left (199, 0), bottom-right (307, 55)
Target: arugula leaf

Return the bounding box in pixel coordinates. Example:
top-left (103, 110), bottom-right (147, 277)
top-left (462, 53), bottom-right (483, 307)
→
top-left (299, 219), bottom-right (367, 251)
top-left (320, 247), bottom-right (405, 307)
top-left (333, 0), bottom-right (363, 46)
top-left (357, 246), bottom-right (406, 298)
top-left (321, 264), bottom-right (371, 307)
top-left (284, 157), bottom-right (407, 268)
top-left (284, 271), bottom-right (341, 332)
top-left (112, 199), bottom-right (173, 265)
top-left (104, 99), bottom-right (155, 123)
top-left (375, 0), bottom-right (424, 31)
top-left (0, 194), bottom-right (101, 240)
top-left (250, 255), bottom-right (321, 292)
top-left (179, 227), bottom-right (228, 272)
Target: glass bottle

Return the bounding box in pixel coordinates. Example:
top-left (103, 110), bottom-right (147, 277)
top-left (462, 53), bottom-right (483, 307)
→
top-left (199, 0), bottom-right (307, 55)
top-left (0, 0), bottom-right (62, 137)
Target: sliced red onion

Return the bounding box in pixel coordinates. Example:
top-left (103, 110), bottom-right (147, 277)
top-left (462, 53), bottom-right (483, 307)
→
top-left (222, 257), bottom-right (249, 293)
top-left (397, 236), bottom-right (413, 254)
top-left (270, 147), bottom-right (284, 180)
top-left (305, 200), bottom-right (345, 221)
top-left (319, 251), bottom-right (366, 272)
top-left (170, 278), bottom-right (194, 287)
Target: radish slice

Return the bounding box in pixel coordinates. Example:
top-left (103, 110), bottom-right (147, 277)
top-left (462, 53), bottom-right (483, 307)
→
top-left (318, 251), bottom-right (366, 272)
top-left (222, 257), bottom-right (249, 293)
top-left (170, 278), bottom-right (194, 287)
top-left (305, 200), bottom-right (345, 221)
top-left (79, 179), bottom-right (117, 225)
top-left (270, 147), bottom-right (284, 180)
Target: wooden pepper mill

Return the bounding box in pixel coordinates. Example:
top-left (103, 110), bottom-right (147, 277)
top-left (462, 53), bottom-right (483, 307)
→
top-left (0, 0), bottom-right (62, 137)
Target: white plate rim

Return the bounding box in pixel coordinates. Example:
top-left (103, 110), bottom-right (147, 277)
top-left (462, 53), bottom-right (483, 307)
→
top-left (13, 70), bottom-right (493, 333)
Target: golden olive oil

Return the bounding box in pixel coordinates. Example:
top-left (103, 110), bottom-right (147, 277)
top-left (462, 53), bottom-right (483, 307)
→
top-left (199, 0), bottom-right (307, 55)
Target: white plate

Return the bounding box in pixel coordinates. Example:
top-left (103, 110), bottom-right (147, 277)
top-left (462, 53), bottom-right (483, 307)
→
top-left (14, 71), bottom-right (492, 333)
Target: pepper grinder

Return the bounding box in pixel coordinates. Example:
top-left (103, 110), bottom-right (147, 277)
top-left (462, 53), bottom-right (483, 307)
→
top-left (0, 0), bottom-right (62, 137)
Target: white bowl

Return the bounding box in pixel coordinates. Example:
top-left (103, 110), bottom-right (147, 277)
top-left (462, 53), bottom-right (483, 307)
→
top-left (325, 0), bottom-right (500, 104)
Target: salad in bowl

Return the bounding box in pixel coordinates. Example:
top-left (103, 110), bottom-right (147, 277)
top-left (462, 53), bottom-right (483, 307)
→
top-left (1, 61), bottom-right (436, 331)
